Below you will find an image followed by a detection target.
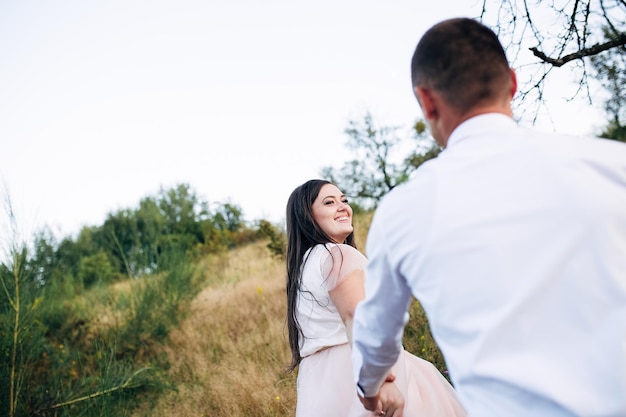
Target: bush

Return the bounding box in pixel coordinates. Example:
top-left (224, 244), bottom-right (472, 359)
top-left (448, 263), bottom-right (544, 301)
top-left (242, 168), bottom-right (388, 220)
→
top-left (403, 300), bottom-right (449, 381)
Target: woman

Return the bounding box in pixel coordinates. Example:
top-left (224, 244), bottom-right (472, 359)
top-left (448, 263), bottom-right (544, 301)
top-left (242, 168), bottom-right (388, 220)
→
top-left (285, 179), bottom-right (466, 417)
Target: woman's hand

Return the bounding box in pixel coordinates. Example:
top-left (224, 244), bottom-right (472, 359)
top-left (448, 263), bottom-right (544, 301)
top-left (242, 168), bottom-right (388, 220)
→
top-left (373, 380), bottom-right (405, 417)
top-left (359, 373), bottom-right (404, 417)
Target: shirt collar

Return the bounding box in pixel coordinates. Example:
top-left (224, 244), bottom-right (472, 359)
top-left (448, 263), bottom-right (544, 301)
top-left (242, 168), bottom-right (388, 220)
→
top-left (446, 113), bottom-right (517, 148)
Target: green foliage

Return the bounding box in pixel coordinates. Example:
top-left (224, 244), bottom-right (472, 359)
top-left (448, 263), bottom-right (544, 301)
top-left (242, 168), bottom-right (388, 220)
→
top-left (26, 183), bottom-right (259, 293)
top-left (257, 220), bottom-right (286, 259)
top-left (600, 121), bottom-right (626, 142)
top-left (29, 227), bottom-right (59, 285)
top-left (211, 202), bottom-right (245, 233)
top-left (0, 219), bottom-right (47, 417)
top-left (0, 242), bottom-right (196, 417)
top-left (200, 202), bottom-right (250, 253)
top-left (591, 29), bottom-right (626, 143)
top-left (99, 208), bottom-right (141, 277)
top-left (120, 249), bottom-right (200, 349)
top-left (403, 300), bottom-right (449, 381)
top-left (321, 112), bottom-right (440, 209)
top-left (77, 250), bottom-right (115, 287)
top-left (158, 184), bottom-right (207, 239)
top-left (1, 184), bottom-right (233, 416)
top-left (405, 145), bottom-right (442, 171)
top-left (28, 338), bottom-right (163, 417)
top-left (134, 196), bottom-right (165, 271)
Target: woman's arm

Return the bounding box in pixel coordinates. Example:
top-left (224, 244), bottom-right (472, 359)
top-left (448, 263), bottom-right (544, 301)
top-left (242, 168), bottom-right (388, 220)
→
top-left (328, 268), bottom-right (365, 344)
top-left (323, 244), bottom-right (367, 342)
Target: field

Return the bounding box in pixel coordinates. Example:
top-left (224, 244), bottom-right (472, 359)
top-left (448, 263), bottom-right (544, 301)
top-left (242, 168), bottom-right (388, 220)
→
top-left (1, 211), bottom-right (446, 417)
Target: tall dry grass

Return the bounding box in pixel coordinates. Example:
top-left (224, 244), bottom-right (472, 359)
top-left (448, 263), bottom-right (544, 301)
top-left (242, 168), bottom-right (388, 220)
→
top-left (133, 242), bottom-right (297, 417)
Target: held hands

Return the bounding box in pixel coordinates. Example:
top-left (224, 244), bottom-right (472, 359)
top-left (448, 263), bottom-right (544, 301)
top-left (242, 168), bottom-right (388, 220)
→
top-left (358, 373), bottom-right (405, 417)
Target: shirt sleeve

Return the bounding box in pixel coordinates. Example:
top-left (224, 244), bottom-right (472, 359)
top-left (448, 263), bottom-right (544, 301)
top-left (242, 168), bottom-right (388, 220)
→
top-left (351, 209), bottom-right (413, 397)
top-left (320, 243), bottom-right (367, 292)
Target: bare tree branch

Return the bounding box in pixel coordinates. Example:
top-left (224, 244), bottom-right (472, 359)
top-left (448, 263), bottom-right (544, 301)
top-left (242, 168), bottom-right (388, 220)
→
top-left (479, 0), bottom-right (624, 127)
top-left (530, 32), bottom-right (626, 67)
top-left (600, 0), bottom-right (621, 34)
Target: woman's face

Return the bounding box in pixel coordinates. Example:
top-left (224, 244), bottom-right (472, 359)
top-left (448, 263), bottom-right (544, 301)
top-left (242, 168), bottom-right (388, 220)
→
top-left (312, 183), bottom-right (353, 243)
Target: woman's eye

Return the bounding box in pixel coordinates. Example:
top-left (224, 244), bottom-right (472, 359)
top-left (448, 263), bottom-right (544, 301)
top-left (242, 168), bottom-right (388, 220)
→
top-left (342, 199), bottom-right (349, 204)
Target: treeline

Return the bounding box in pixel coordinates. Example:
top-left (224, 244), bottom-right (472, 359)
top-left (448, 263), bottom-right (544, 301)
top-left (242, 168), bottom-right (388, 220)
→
top-left (0, 182), bottom-right (284, 417)
top-left (30, 183), bottom-right (267, 287)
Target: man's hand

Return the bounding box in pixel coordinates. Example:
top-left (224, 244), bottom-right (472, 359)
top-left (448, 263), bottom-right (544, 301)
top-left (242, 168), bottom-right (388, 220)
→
top-left (358, 373), bottom-right (404, 417)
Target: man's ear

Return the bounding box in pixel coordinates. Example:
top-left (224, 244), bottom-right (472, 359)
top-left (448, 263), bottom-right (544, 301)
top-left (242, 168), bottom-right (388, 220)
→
top-left (509, 68), bottom-right (518, 100)
top-left (414, 86), bottom-right (438, 121)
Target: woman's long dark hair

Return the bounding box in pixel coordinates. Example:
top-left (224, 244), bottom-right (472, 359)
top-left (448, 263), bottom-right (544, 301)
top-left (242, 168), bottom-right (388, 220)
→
top-left (285, 179), bottom-right (356, 373)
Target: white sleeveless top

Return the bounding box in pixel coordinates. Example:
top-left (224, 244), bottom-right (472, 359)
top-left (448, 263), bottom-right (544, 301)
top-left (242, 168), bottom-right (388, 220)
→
top-left (296, 243), bottom-right (367, 357)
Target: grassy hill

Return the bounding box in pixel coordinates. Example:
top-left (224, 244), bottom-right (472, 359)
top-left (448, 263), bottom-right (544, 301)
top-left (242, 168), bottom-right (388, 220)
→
top-left (1, 210), bottom-right (444, 417)
top-left (130, 212), bottom-right (446, 416)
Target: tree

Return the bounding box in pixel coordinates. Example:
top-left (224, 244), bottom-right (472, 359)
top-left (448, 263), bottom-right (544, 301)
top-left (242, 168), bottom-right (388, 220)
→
top-left (99, 209), bottom-right (138, 277)
top-left (590, 29), bottom-right (626, 141)
top-left (29, 227), bottom-right (59, 286)
top-left (321, 113), bottom-right (440, 209)
top-left (200, 202), bottom-right (247, 251)
top-left (157, 183), bottom-right (207, 240)
top-left (76, 250), bottom-right (115, 287)
top-left (211, 202), bottom-right (245, 233)
top-left (479, 0), bottom-right (626, 119)
top-left (154, 183), bottom-right (207, 260)
top-left (134, 196), bottom-right (166, 272)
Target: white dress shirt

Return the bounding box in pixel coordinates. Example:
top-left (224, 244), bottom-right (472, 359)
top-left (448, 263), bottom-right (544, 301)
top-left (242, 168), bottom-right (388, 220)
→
top-left (352, 113), bottom-right (626, 417)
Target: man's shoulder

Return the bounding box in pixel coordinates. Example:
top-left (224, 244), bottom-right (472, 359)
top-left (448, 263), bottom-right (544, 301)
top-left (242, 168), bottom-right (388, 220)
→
top-left (375, 162), bottom-right (438, 219)
top-left (532, 129), bottom-right (626, 161)
top-left (393, 160), bottom-right (438, 198)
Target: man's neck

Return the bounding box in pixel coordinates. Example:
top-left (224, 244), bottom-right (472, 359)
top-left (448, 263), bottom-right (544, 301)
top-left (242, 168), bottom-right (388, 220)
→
top-left (441, 103), bottom-right (513, 147)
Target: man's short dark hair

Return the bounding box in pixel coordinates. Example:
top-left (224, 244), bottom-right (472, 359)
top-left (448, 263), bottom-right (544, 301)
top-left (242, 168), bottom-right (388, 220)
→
top-left (411, 18), bottom-right (511, 114)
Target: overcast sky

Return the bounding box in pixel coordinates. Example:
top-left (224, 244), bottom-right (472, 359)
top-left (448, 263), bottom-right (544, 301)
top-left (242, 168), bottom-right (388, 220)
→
top-left (0, 0), bottom-right (606, 241)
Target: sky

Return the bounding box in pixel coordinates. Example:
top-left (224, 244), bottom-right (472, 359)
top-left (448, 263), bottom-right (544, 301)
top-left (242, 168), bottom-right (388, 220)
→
top-left (0, 0), bottom-right (608, 241)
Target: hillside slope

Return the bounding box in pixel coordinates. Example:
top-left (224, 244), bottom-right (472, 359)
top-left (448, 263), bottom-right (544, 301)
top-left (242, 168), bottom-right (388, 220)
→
top-left (133, 241), bottom-right (297, 417)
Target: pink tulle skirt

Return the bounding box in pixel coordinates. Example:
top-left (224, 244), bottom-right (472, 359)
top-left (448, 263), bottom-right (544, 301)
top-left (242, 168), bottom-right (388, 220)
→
top-left (295, 343), bottom-right (466, 417)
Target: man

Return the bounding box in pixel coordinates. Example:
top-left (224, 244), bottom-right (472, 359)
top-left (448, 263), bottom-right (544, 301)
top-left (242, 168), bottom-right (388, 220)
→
top-left (351, 17), bottom-right (626, 417)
